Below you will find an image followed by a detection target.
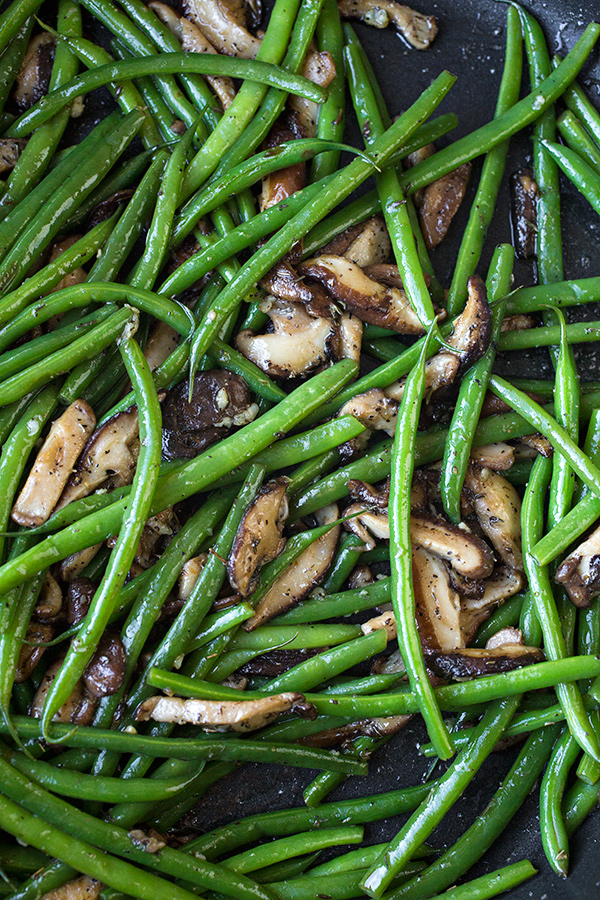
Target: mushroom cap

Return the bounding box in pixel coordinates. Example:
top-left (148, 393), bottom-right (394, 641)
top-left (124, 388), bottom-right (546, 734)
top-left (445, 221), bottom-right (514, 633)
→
top-left (228, 477), bottom-right (289, 597)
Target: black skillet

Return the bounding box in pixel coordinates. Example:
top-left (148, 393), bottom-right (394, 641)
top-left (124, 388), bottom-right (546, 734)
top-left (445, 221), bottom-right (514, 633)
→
top-left (178, 3), bottom-right (600, 898)
top-left (6, 0), bottom-right (600, 896)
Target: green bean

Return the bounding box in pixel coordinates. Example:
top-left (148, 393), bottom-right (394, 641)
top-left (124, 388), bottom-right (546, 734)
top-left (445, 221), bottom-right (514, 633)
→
top-left (540, 138), bottom-right (600, 215)
top-left (498, 319), bottom-right (600, 350)
top-left (0, 110), bottom-right (144, 293)
top-left (555, 53), bottom-right (600, 149)
top-left (222, 828), bottom-right (364, 875)
top-left (557, 110), bottom-right (600, 173)
top-left (446, 8), bottom-right (521, 314)
top-left (207, 338), bottom-right (286, 403)
top-left (322, 532), bottom-right (366, 593)
top-left (441, 245), bottom-right (513, 523)
top-left (210, 624), bottom-right (362, 653)
top-left (564, 774), bottom-right (600, 836)
top-left (273, 863), bottom-right (426, 900)
top-left (488, 375), bottom-right (600, 500)
top-left (388, 327), bottom-right (453, 761)
top-left (5, 860), bottom-right (80, 900)
top-left (8, 53), bottom-right (325, 140)
top-left (0, 21), bottom-right (33, 115)
top-left (519, 4), bottom-right (563, 290)
top-left (310, 0), bottom-right (345, 182)
top-left (522, 455), bottom-right (599, 760)
top-left (173, 139), bottom-right (369, 246)
top-left (0, 0), bottom-right (42, 57)
top-left (189, 603), bottom-right (255, 648)
top-left (39, 337), bottom-right (162, 737)
top-left (539, 727), bottom-right (580, 876)
top-left (505, 276), bottom-right (600, 315)
top-left (394, 25), bottom-right (600, 199)
top-left (472, 592), bottom-right (525, 647)
top-left (276, 578), bottom-right (391, 623)
top-left (408, 861), bottom-right (536, 900)
top-left (0, 755), bottom-right (277, 900)
top-left (0, 791), bottom-right (204, 900)
top-left (0, 283), bottom-right (192, 350)
top-left (0, 742), bottom-right (194, 803)
top-left (345, 29), bottom-right (437, 331)
top-left (0, 844), bottom-right (48, 876)
top-left (532, 492), bottom-right (600, 565)
top-left (361, 697), bottom-right (519, 897)
top-left (0, 306), bottom-right (137, 408)
top-left (181, 0), bottom-right (320, 199)
top-left (187, 69), bottom-right (455, 391)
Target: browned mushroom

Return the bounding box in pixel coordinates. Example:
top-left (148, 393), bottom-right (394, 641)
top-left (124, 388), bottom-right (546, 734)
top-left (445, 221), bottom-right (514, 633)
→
top-left (288, 47), bottom-right (336, 138)
top-left (161, 370), bottom-right (259, 460)
top-left (412, 546), bottom-right (464, 651)
top-left (425, 638), bottom-right (543, 680)
top-left (83, 632), bottom-right (127, 698)
top-left (14, 33), bottom-right (56, 110)
top-left (337, 0), bottom-right (438, 49)
top-left (464, 463), bottom-right (523, 572)
top-left (320, 216), bottom-right (391, 267)
top-left (12, 400), bottom-right (96, 527)
top-left (511, 168), bottom-right (538, 259)
top-left (556, 523), bottom-right (600, 608)
top-left (299, 714), bottom-right (411, 746)
top-left (347, 477), bottom-right (390, 509)
top-left (417, 163), bottom-right (471, 249)
top-left (30, 661), bottom-right (96, 725)
top-left (15, 621), bottom-right (54, 683)
top-left (410, 512), bottom-right (494, 579)
top-left (244, 504), bottom-right (341, 629)
top-left (236, 298), bottom-right (336, 378)
top-left (182, 0), bottom-right (262, 58)
top-left (39, 875), bottom-right (102, 900)
top-left (0, 138), bottom-right (27, 176)
top-left (228, 478), bottom-right (289, 597)
top-left (59, 546), bottom-right (102, 583)
top-left (348, 564), bottom-right (375, 589)
top-left (66, 578), bottom-right (97, 625)
top-left (470, 442), bottom-right (515, 471)
top-left (259, 111), bottom-right (308, 213)
top-left (338, 389), bottom-right (398, 436)
top-left (143, 321), bottom-right (180, 373)
top-left (298, 254), bottom-right (434, 334)
top-left (107, 509), bottom-right (176, 571)
top-left (343, 503), bottom-right (390, 551)
top-left (515, 434), bottom-right (553, 459)
top-left (149, 1), bottom-right (236, 108)
top-left (35, 573), bottom-right (63, 621)
top-left (361, 609), bottom-right (397, 640)
top-left (128, 830), bottom-right (167, 854)
top-left (135, 692), bottom-right (315, 731)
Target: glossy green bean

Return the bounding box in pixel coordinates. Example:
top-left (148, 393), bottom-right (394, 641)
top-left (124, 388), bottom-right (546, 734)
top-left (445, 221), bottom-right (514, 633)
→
top-left (223, 828), bottom-right (364, 875)
top-left (0, 21), bottom-right (33, 114)
top-left (0, 0), bottom-right (42, 56)
top-left (9, 54), bottom-right (325, 139)
top-left (541, 138), bottom-right (600, 215)
top-left (558, 109), bottom-right (600, 172)
top-left (539, 727), bottom-right (580, 875)
top-left (361, 697), bottom-right (519, 897)
top-left (556, 53), bottom-right (600, 149)
top-left (564, 774), bottom-right (600, 836)
top-left (40, 337), bottom-right (162, 737)
top-left (441, 245), bottom-right (513, 523)
top-left (388, 328), bottom-right (453, 761)
top-left (186, 71), bottom-right (456, 381)
top-left (409, 861), bottom-right (536, 900)
top-left (310, 0), bottom-right (345, 181)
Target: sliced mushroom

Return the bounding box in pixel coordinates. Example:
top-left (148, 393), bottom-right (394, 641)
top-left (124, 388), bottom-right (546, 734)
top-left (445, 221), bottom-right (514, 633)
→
top-left (107, 508), bottom-right (176, 571)
top-left (228, 478), bottom-right (289, 597)
top-left (464, 463), bottom-right (523, 572)
top-left (298, 254), bottom-right (435, 334)
top-left (83, 632), bottom-right (127, 698)
top-left (338, 388), bottom-right (398, 437)
top-left (236, 298), bottom-right (336, 378)
top-left (162, 369), bottom-right (258, 460)
top-left (12, 400), bottom-right (96, 527)
top-left (511, 168), bottom-right (538, 259)
top-left (462, 566), bottom-right (524, 612)
top-left (59, 545), bottom-right (101, 583)
top-left (347, 477), bottom-right (390, 509)
top-left (342, 217), bottom-right (392, 267)
top-left (238, 647), bottom-right (322, 676)
top-left (14, 33), bottom-right (56, 110)
top-left (470, 442), bottom-right (515, 471)
top-left (361, 610), bottom-right (397, 640)
top-left (15, 622), bottom-right (54, 683)
top-left (260, 259), bottom-right (334, 311)
top-left (299, 714), bottom-right (411, 746)
top-left (384, 353), bottom-right (460, 407)
top-left (515, 434), bottom-right (553, 459)
top-left (425, 642), bottom-right (543, 680)
top-left (30, 661), bottom-right (96, 725)
top-left (182, 0), bottom-right (262, 58)
top-left (0, 138), bottom-right (27, 176)
top-left (485, 626), bottom-right (524, 651)
top-left (143, 321), bottom-right (180, 373)
top-left (337, 0), bottom-right (438, 49)
top-left (35, 573), bottom-right (63, 621)
top-left (348, 564), bottom-right (375, 589)
top-left (135, 692), bottom-right (315, 732)
top-left (343, 503), bottom-right (390, 551)
top-left (288, 47), bottom-right (336, 138)
top-left (56, 407), bottom-right (139, 509)
top-left (177, 554), bottom-right (208, 600)
top-left (128, 829), bottom-right (167, 854)
top-left (417, 163), bottom-right (471, 249)
top-left (244, 504), bottom-right (340, 629)
top-left (556, 523), bottom-right (600, 608)
top-left (40, 875), bottom-right (102, 900)
top-left (334, 312), bottom-right (363, 363)
top-left (500, 314), bottom-right (537, 333)
top-left (410, 512), bottom-right (494, 579)
top-left (260, 111), bottom-right (308, 217)
top-left (66, 578), bottom-right (97, 625)
top-left (412, 546), bottom-right (464, 651)
top-left (149, 1), bottom-right (236, 108)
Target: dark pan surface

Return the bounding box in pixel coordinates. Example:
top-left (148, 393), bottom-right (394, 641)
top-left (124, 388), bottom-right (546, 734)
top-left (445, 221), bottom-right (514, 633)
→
top-left (179, 2), bottom-right (600, 898)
